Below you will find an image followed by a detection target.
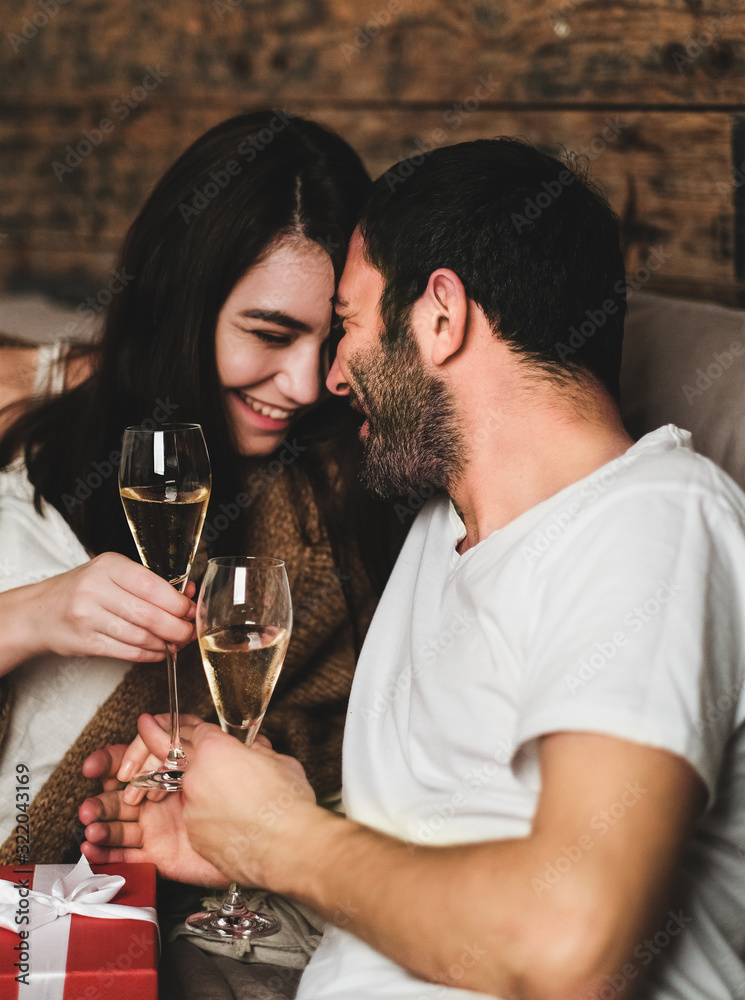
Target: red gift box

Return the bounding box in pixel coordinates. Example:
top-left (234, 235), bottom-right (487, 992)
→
top-left (0, 861), bottom-right (158, 1000)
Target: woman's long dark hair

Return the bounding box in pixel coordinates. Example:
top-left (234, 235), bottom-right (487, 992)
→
top-left (0, 111), bottom-right (405, 625)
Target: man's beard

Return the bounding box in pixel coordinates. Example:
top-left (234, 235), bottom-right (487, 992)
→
top-left (348, 315), bottom-right (464, 500)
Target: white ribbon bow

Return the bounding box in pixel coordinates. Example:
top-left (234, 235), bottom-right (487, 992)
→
top-left (0, 855), bottom-right (158, 933)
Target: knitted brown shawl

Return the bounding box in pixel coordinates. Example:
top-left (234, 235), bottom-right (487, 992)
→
top-left (0, 465), bottom-right (376, 864)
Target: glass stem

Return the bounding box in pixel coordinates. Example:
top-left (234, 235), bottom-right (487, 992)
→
top-left (165, 646), bottom-right (186, 766)
top-left (165, 575), bottom-right (189, 768)
top-left (221, 883), bottom-right (243, 914)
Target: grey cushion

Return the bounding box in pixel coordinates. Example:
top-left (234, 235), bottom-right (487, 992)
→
top-left (621, 291), bottom-right (745, 491)
top-left (0, 293), bottom-right (100, 344)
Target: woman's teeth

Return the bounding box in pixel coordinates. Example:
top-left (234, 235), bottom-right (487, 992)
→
top-left (240, 394), bottom-right (293, 420)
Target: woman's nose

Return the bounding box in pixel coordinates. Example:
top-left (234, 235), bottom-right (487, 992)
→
top-left (274, 346), bottom-right (324, 406)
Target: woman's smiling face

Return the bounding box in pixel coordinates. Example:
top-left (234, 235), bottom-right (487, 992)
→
top-left (215, 237), bottom-right (336, 456)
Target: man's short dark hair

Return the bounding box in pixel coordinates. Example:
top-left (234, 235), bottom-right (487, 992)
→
top-left (359, 139), bottom-right (627, 400)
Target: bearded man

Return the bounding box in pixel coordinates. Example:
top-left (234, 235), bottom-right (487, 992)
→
top-left (82, 139), bottom-right (745, 1000)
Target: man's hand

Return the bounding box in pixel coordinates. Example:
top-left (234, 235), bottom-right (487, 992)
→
top-left (183, 719), bottom-right (317, 889)
top-left (124, 713), bottom-right (318, 890)
top-left (79, 736), bottom-right (229, 887)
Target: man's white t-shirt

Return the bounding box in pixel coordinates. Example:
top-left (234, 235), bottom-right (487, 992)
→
top-left (297, 426), bottom-right (745, 1000)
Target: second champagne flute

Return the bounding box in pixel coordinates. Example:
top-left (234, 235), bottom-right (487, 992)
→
top-left (186, 555), bottom-right (292, 940)
top-left (119, 422), bottom-right (211, 790)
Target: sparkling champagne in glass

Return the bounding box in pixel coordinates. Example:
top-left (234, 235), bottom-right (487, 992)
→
top-left (186, 555), bottom-right (292, 940)
top-left (119, 423), bottom-right (211, 790)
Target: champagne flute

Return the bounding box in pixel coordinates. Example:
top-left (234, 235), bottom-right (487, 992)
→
top-left (119, 423), bottom-right (211, 790)
top-left (186, 555), bottom-right (292, 940)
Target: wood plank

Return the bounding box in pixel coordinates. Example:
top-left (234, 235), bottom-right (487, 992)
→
top-left (1, 106), bottom-right (737, 294)
top-left (1, 0), bottom-right (744, 106)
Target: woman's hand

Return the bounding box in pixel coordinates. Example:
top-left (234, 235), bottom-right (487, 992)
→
top-left (130, 714), bottom-right (317, 891)
top-left (80, 739), bottom-right (229, 887)
top-left (89, 712), bottom-right (205, 802)
top-left (82, 713), bottom-right (318, 891)
top-left (26, 552), bottom-right (196, 664)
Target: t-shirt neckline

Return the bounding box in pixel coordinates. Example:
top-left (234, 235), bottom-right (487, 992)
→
top-left (446, 424), bottom-right (690, 567)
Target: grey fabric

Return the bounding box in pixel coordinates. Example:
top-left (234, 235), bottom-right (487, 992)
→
top-left (0, 292), bottom-right (100, 344)
top-left (161, 939), bottom-right (302, 1000)
top-left (170, 889), bottom-right (323, 969)
top-left (158, 881), bottom-right (313, 1000)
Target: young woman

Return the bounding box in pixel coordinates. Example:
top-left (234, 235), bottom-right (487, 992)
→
top-left (0, 110), bottom-right (404, 864)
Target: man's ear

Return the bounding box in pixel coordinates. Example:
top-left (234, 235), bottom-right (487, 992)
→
top-left (419, 269), bottom-right (468, 366)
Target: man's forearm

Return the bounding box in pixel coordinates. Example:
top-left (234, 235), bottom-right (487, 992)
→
top-left (233, 804), bottom-right (607, 1000)
top-left (181, 728), bottom-right (699, 1000)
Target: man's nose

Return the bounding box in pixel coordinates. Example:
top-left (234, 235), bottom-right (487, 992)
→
top-left (326, 356), bottom-right (350, 397)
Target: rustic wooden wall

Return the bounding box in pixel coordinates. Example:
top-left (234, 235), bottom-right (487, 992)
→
top-left (1, 0), bottom-right (744, 305)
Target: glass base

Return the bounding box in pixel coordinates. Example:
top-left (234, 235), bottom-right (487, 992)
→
top-left (185, 905), bottom-right (281, 941)
top-left (129, 767), bottom-right (184, 791)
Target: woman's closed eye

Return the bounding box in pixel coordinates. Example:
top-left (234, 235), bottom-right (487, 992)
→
top-left (241, 328), bottom-right (293, 346)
